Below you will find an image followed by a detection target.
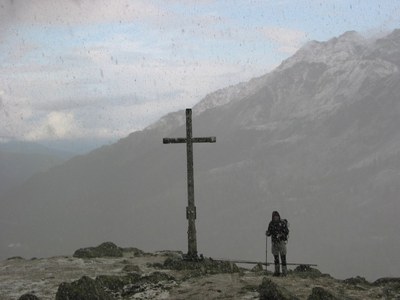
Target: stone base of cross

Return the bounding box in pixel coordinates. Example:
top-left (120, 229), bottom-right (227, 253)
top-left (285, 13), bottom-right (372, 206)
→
top-left (163, 108), bottom-right (216, 259)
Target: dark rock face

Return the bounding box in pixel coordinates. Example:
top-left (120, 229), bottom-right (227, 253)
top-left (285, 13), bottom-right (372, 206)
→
top-left (258, 277), bottom-right (299, 300)
top-left (73, 242), bottom-right (123, 258)
top-left (55, 276), bottom-right (115, 300)
top-left (307, 287), bottom-right (338, 300)
top-left (18, 294), bottom-right (40, 300)
top-left (160, 257), bottom-right (239, 275)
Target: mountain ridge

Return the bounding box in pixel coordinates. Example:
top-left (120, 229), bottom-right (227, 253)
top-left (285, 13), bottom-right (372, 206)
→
top-left (0, 141), bottom-right (75, 197)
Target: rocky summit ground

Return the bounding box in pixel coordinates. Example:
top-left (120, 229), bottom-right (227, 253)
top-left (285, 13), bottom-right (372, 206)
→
top-left (1, 242), bottom-right (399, 300)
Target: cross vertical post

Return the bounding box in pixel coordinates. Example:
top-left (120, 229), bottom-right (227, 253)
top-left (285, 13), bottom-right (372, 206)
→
top-left (163, 108), bottom-right (216, 259)
top-left (185, 109), bottom-right (197, 257)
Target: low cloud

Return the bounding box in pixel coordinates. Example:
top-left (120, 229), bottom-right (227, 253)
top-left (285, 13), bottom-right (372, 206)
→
top-left (21, 98), bottom-right (184, 142)
top-left (24, 111), bottom-right (80, 141)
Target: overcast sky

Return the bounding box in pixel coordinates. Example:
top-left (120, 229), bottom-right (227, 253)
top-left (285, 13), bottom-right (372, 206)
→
top-left (1, 0), bottom-right (399, 148)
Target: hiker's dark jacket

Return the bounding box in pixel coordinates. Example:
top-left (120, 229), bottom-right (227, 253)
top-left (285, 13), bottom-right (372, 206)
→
top-left (266, 220), bottom-right (289, 243)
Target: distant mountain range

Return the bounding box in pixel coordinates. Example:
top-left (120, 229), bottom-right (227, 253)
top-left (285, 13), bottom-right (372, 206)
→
top-left (0, 141), bottom-right (75, 196)
top-left (1, 29), bottom-right (400, 280)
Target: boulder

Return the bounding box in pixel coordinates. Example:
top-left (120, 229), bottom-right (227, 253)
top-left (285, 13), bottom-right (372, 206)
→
top-left (55, 276), bottom-right (114, 300)
top-left (7, 256), bottom-right (24, 260)
top-left (373, 277), bottom-right (400, 286)
top-left (307, 287), bottom-right (338, 300)
top-left (258, 277), bottom-right (299, 300)
top-left (122, 264), bottom-right (142, 273)
top-left (251, 263), bottom-right (264, 273)
top-left (121, 272), bottom-right (176, 297)
top-left (18, 294), bottom-right (40, 300)
top-left (155, 250), bottom-right (183, 259)
top-left (373, 277), bottom-right (400, 298)
top-left (293, 265), bottom-right (322, 278)
top-left (343, 276), bottom-right (370, 285)
top-left (73, 242), bottom-right (123, 258)
top-left (121, 247), bottom-right (147, 257)
top-left (95, 274), bottom-right (139, 293)
top-left (140, 271), bottom-right (175, 284)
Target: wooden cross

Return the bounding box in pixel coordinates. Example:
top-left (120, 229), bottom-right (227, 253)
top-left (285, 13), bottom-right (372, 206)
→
top-left (163, 108), bottom-right (216, 259)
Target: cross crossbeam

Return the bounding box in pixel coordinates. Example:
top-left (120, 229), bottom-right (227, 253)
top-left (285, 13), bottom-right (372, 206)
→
top-left (163, 137), bottom-right (216, 144)
top-left (163, 108), bottom-right (216, 258)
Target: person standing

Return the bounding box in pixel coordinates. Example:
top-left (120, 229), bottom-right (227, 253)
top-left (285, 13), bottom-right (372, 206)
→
top-left (266, 211), bottom-right (289, 276)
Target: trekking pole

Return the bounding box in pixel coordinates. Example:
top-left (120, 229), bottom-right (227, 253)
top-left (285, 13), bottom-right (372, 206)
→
top-left (265, 233), bottom-right (268, 274)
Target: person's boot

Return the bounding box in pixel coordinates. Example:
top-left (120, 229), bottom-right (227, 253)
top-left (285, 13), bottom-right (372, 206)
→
top-left (281, 265), bottom-right (287, 277)
top-left (281, 255), bottom-right (287, 277)
top-left (273, 264), bottom-right (280, 276)
top-left (273, 255), bottom-right (280, 276)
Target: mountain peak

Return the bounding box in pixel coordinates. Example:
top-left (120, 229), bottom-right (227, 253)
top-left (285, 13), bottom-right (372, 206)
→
top-left (277, 30), bottom-right (368, 70)
top-left (386, 28), bottom-right (400, 40)
top-left (337, 30), bottom-right (364, 42)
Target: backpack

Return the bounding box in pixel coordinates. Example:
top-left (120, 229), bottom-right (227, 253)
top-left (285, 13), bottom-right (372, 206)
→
top-left (282, 219), bottom-right (289, 241)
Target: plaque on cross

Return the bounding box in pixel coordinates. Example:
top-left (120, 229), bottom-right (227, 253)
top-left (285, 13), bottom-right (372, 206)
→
top-left (163, 108), bottom-right (216, 259)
